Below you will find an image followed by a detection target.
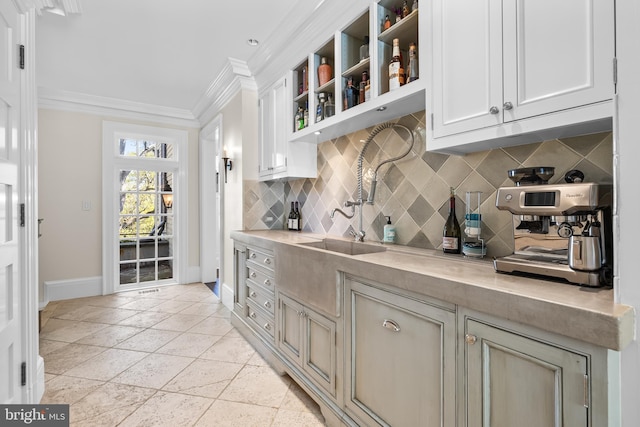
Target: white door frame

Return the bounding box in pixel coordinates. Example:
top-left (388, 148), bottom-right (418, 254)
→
top-left (199, 115), bottom-right (223, 285)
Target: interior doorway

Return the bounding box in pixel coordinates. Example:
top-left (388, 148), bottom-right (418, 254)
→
top-left (200, 115), bottom-right (223, 295)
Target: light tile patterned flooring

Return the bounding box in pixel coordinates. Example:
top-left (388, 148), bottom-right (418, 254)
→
top-left (40, 283), bottom-right (326, 427)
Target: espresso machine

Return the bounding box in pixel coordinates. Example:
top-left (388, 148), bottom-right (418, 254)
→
top-left (493, 167), bottom-right (612, 287)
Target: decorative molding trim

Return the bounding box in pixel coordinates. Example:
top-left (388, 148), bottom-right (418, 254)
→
top-left (38, 87), bottom-right (201, 128)
top-left (34, 356), bottom-right (45, 403)
top-left (192, 58), bottom-right (257, 126)
top-left (44, 276), bottom-right (103, 303)
top-left (14, 0), bottom-right (82, 15)
top-left (220, 282), bottom-right (234, 310)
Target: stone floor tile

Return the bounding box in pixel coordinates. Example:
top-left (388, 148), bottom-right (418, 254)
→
top-left (156, 332), bottom-right (222, 358)
top-left (63, 348), bottom-right (147, 381)
top-left (271, 408), bottom-right (326, 426)
top-left (40, 375), bottom-right (104, 405)
top-left (187, 316), bottom-right (233, 336)
top-left (194, 400), bottom-right (278, 427)
top-left (118, 391), bottom-right (212, 427)
top-left (112, 353), bottom-right (194, 389)
top-left (198, 336), bottom-right (255, 364)
top-left (43, 343), bottom-right (106, 375)
top-left (219, 364), bottom-right (291, 407)
top-left (162, 359), bottom-right (243, 398)
top-left (150, 313), bottom-right (208, 332)
top-left (116, 310), bottom-right (172, 328)
top-left (40, 319), bottom-right (109, 343)
top-left (74, 325), bottom-right (144, 347)
top-left (114, 328), bottom-right (180, 352)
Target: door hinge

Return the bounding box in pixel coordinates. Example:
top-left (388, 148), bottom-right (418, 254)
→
top-left (20, 203), bottom-right (25, 227)
top-left (583, 374), bottom-right (590, 408)
top-left (19, 45), bottom-right (25, 70)
top-left (21, 362), bottom-right (26, 386)
top-left (613, 57), bottom-right (618, 86)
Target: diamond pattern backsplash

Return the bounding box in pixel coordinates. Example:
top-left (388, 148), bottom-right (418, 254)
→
top-left (244, 110), bottom-right (613, 258)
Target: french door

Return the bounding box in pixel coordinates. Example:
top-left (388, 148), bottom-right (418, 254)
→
top-left (103, 122), bottom-right (187, 293)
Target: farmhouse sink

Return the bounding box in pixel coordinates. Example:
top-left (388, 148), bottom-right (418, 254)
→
top-left (299, 238), bottom-right (387, 256)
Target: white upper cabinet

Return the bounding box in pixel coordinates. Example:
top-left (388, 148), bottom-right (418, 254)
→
top-left (429, 0), bottom-right (615, 153)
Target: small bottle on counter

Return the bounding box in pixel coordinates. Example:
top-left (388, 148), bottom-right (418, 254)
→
top-left (383, 216), bottom-right (396, 244)
top-left (443, 187), bottom-right (461, 254)
top-left (295, 201), bottom-right (301, 231)
top-left (287, 202), bottom-right (296, 230)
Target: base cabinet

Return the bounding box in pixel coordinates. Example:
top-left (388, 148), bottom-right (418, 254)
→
top-left (277, 292), bottom-right (337, 398)
top-left (465, 318), bottom-right (591, 427)
top-left (344, 276), bottom-right (456, 427)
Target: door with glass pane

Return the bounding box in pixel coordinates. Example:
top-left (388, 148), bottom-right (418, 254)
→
top-left (116, 137), bottom-right (176, 288)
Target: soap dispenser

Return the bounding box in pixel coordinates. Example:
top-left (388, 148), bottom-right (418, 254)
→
top-left (383, 216), bottom-right (396, 244)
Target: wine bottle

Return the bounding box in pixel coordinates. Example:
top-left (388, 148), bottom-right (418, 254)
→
top-left (442, 187), bottom-right (461, 254)
top-left (294, 201), bottom-right (301, 231)
top-left (406, 42), bottom-right (418, 83)
top-left (288, 202), bottom-right (296, 231)
top-left (389, 38), bottom-right (405, 91)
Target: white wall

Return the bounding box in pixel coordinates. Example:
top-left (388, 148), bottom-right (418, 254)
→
top-left (38, 109), bottom-right (201, 301)
top-left (615, 0), bottom-right (640, 424)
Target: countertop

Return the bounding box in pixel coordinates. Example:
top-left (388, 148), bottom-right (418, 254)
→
top-left (231, 230), bottom-right (635, 351)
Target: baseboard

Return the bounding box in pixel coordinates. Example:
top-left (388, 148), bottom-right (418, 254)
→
top-left (220, 282), bottom-right (234, 310)
top-left (44, 276), bottom-right (103, 302)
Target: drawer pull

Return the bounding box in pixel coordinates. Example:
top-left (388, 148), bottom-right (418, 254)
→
top-left (250, 272), bottom-right (257, 278)
top-left (264, 279), bottom-right (271, 286)
top-left (465, 334), bottom-right (477, 345)
top-left (250, 253), bottom-right (256, 259)
top-left (264, 323), bottom-right (271, 331)
top-left (249, 311), bottom-right (256, 319)
top-left (382, 319), bottom-right (400, 332)
top-left (264, 301), bottom-right (272, 309)
top-left (249, 291), bottom-right (257, 298)
top-left (264, 258), bottom-right (271, 265)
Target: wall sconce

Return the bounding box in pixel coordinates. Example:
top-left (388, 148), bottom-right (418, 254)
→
top-left (222, 156), bottom-right (233, 183)
top-left (162, 182), bottom-right (173, 208)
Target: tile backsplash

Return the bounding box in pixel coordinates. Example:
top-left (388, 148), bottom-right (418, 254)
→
top-left (244, 110), bottom-right (613, 258)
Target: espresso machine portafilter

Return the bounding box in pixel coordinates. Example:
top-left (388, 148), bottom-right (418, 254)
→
top-left (493, 168), bottom-right (612, 287)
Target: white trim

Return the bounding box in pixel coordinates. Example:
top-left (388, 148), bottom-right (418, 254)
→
top-left (220, 282), bottom-right (234, 310)
top-left (44, 276), bottom-right (103, 302)
top-left (34, 356), bottom-right (44, 403)
top-left (39, 87), bottom-right (201, 128)
top-left (187, 266), bottom-right (201, 284)
top-left (102, 121), bottom-right (189, 294)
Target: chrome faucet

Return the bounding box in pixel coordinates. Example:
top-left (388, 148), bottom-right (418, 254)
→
top-left (330, 202), bottom-right (355, 219)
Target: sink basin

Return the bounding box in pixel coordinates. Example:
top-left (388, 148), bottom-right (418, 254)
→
top-left (299, 238), bottom-right (387, 256)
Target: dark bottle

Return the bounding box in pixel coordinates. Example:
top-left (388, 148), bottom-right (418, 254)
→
top-left (288, 202), bottom-right (296, 231)
top-left (442, 187), bottom-right (461, 254)
top-left (325, 94), bottom-right (335, 118)
top-left (294, 201), bottom-right (301, 231)
top-left (344, 76), bottom-right (359, 110)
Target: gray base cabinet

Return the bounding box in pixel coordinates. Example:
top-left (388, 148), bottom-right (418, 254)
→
top-left (278, 291), bottom-right (337, 398)
top-left (344, 276), bottom-right (457, 427)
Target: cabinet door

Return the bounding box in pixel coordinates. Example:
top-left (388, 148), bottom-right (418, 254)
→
top-left (278, 293), bottom-right (303, 365)
top-left (258, 89), bottom-right (273, 177)
top-left (502, 0), bottom-right (614, 122)
top-left (346, 279), bottom-right (456, 427)
top-left (432, 0), bottom-right (503, 138)
top-left (466, 320), bottom-right (588, 427)
top-left (233, 244), bottom-right (247, 315)
top-left (271, 77), bottom-right (288, 174)
top-left (303, 307), bottom-right (336, 396)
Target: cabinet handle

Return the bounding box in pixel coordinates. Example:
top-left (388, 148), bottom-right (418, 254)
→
top-left (465, 334), bottom-right (477, 345)
top-left (264, 301), bottom-right (272, 309)
top-left (382, 319), bottom-right (400, 332)
top-left (249, 311), bottom-right (256, 319)
top-left (249, 291), bottom-right (257, 298)
top-left (250, 271), bottom-right (257, 278)
top-left (503, 101), bottom-right (513, 110)
top-left (264, 279), bottom-right (271, 286)
top-left (489, 106), bottom-right (500, 114)
top-left (264, 258), bottom-right (271, 265)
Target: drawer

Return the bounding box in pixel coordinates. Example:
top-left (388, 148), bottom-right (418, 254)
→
top-left (247, 247), bottom-right (275, 273)
top-left (246, 300), bottom-right (275, 341)
top-left (246, 266), bottom-right (275, 293)
top-left (247, 282), bottom-right (275, 315)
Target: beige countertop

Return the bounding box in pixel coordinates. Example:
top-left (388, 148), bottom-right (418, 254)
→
top-left (231, 229), bottom-right (635, 351)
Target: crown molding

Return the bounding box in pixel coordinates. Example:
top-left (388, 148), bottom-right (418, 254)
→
top-left (192, 58), bottom-right (258, 126)
top-left (38, 87), bottom-right (200, 128)
top-left (14, 0), bottom-right (82, 15)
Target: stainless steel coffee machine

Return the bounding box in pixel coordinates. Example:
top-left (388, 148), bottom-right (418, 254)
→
top-left (493, 167), bottom-right (612, 287)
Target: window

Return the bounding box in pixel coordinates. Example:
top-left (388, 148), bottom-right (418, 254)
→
top-left (103, 122), bottom-right (187, 292)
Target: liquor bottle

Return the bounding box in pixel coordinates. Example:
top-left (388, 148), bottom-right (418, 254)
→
top-left (406, 42), bottom-right (419, 83)
top-left (294, 201), bottom-right (301, 231)
top-left (402, 0), bottom-right (410, 18)
top-left (360, 36), bottom-right (369, 62)
top-left (325, 94), bottom-right (335, 118)
top-left (316, 92), bottom-right (326, 122)
top-left (383, 15), bottom-right (391, 31)
top-left (303, 101), bottom-right (309, 128)
top-left (318, 57), bottom-right (332, 87)
top-left (442, 187), bottom-right (461, 254)
top-left (359, 70), bottom-right (369, 104)
top-left (302, 65), bottom-right (308, 93)
top-left (389, 38), bottom-right (405, 91)
top-left (287, 202), bottom-right (296, 230)
top-left (294, 107), bottom-right (303, 131)
top-left (344, 76), bottom-right (358, 109)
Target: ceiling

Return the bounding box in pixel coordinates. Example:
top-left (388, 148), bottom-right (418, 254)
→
top-left (35, 0), bottom-right (307, 114)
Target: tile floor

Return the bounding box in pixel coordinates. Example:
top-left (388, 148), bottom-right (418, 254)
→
top-left (39, 283), bottom-right (326, 427)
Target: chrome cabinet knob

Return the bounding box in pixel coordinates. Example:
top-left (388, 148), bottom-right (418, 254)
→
top-left (250, 271), bottom-right (256, 278)
top-left (264, 279), bottom-right (271, 286)
top-left (465, 334), bottom-right (477, 345)
top-left (250, 253), bottom-right (256, 259)
top-left (503, 101), bottom-right (513, 110)
top-left (264, 323), bottom-right (271, 331)
top-left (264, 258), bottom-right (271, 265)
top-left (249, 291), bottom-right (257, 298)
top-left (489, 106), bottom-right (500, 114)
top-left (249, 311), bottom-right (256, 319)
top-left (264, 301), bottom-right (271, 309)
